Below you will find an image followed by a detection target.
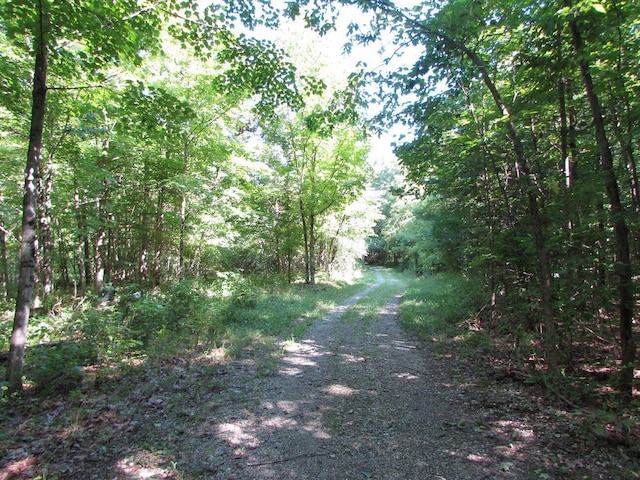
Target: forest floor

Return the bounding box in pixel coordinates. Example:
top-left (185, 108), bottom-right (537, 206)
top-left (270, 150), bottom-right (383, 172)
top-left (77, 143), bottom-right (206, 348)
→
top-left (1, 269), bottom-right (639, 479)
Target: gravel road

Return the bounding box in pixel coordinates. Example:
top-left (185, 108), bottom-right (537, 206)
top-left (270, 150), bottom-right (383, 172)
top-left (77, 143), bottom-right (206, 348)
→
top-left (205, 269), bottom-right (522, 479)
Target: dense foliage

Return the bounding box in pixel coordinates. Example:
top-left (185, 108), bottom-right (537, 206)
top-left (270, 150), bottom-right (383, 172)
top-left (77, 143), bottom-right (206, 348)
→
top-left (344, 0), bottom-right (638, 398)
top-left (0, 0), bottom-right (376, 391)
top-left (1, 0), bottom-right (637, 404)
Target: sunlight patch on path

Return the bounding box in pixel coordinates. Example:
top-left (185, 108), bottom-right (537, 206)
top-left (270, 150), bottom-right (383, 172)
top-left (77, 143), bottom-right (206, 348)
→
top-left (209, 269), bottom-right (497, 479)
top-left (320, 384), bottom-right (359, 396)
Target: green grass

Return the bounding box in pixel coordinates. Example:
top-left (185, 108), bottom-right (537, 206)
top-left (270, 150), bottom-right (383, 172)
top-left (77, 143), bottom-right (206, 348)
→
top-left (339, 269), bottom-right (407, 324)
top-left (2, 269), bottom-right (488, 395)
top-left (1, 268), bottom-right (380, 393)
top-left (399, 272), bottom-right (487, 345)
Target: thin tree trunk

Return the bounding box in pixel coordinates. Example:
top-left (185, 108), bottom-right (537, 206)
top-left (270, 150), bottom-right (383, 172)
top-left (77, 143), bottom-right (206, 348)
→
top-left (179, 140), bottom-right (191, 277)
top-left (0, 210), bottom-right (8, 298)
top-left (83, 229), bottom-right (92, 287)
top-left (6, 1), bottom-right (48, 392)
top-left (138, 182), bottom-right (151, 283)
top-left (300, 200), bottom-right (311, 284)
top-left (152, 184), bottom-right (165, 286)
top-left (179, 194), bottom-right (187, 275)
top-left (309, 213), bottom-right (316, 285)
top-left (38, 105), bottom-right (72, 300)
top-left (94, 223), bottom-right (106, 292)
top-left (566, 99), bottom-right (581, 230)
top-left (94, 136), bottom-right (111, 293)
top-left (564, 0), bottom-right (635, 397)
top-left (73, 180), bottom-right (87, 291)
top-left (326, 214), bottom-right (346, 269)
top-left (56, 224), bottom-right (70, 288)
top-left (38, 152), bottom-right (54, 300)
top-left (431, 27), bottom-right (559, 375)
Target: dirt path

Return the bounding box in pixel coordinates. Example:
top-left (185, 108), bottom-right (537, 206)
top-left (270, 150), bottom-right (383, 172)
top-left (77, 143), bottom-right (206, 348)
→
top-left (3, 270), bottom-right (636, 479)
top-left (195, 269), bottom-right (520, 479)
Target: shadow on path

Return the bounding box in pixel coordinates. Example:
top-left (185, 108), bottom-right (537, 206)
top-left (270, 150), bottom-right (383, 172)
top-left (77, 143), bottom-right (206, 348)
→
top-left (206, 269), bottom-right (504, 480)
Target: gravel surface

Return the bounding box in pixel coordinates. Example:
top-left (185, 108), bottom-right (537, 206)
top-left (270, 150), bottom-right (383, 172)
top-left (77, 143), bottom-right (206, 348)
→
top-left (3, 270), bottom-right (636, 479)
top-left (200, 269), bottom-right (523, 479)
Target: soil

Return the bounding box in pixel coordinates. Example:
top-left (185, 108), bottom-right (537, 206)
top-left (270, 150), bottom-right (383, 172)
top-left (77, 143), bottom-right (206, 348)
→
top-left (1, 269), bottom-right (638, 479)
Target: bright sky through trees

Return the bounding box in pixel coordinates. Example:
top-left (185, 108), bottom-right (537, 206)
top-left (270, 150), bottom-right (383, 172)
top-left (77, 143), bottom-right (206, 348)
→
top-left (242, 1), bottom-right (423, 172)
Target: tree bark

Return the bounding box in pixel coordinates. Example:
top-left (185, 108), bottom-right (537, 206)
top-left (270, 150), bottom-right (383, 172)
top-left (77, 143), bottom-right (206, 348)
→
top-left (94, 136), bottom-right (111, 293)
top-left (38, 152), bottom-right (54, 300)
top-left (152, 183), bottom-right (165, 286)
top-left (6, 1), bottom-right (48, 393)
top-left (309, 213), bottom-right (316, 285)
top-left (564, 0), bottom-right (635, 397)
top-left (73, 179), bottom-right (88, 291)
top-left (300, 201), bottom-right (311, 284)
top-left (0, 210), bottom-right (8, 298)
top-left (138, 180), bottom-right (151, 283)
top-left (56, 222), bottom-right (70, 288)
top-left (179, 136), bottom-right (194, 277)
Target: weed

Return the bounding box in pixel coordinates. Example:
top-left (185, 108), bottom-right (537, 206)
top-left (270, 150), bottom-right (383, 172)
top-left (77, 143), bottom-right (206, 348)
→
top-left (25, 341), bottom-right (97, 394)
top-left (3, 268), bottom-right (375, 404)
top-left (399, 273), bottom-right (485, 342)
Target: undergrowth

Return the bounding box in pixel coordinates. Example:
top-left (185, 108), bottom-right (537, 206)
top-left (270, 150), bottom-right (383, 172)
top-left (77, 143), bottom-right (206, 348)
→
top-left (399, 272), bottom-right (486, 346)
top-left (398, 271), bottom-right (640, 472)
top-left (1, 269), bottom-right (376, 395)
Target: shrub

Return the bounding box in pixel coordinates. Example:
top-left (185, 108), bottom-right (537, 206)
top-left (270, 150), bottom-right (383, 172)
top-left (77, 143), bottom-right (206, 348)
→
top-left (26, 341), bottom-right (97, 393)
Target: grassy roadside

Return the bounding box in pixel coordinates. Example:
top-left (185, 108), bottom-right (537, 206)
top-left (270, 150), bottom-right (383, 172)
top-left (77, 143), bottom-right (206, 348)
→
top-left (1, 269), bottom-right (380, 396)
top-left (396, 272), bottom-right (640, 480)
top-left (334, 269), bottom-right (485, 350)
top-left (398, 272), bottom-right (486, 348)
top-left (0, 268), bottom-right (384, 479)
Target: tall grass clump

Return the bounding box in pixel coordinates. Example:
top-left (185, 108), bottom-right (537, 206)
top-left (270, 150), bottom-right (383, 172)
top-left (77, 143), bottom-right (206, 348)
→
top-left (400, 273), bottom-right (486, 342)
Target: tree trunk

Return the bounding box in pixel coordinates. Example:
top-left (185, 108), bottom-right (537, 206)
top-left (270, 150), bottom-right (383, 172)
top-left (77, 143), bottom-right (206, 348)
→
top-left (94, 222), bottom-right (106, 293)
top-left (434, 29), bottom-right (560, 375)
top-left (179, 140), bottom-right (191, 277)
top-left (0, 210), bottom-right (8, 298)
top-left (300, 201), bottom-right (311, 284)
top-left (6, 4), bottom-right (48, 392)
top-left (138, 182), bottom-right (151, 283)
top-left (94, 136), bottom-right (111, 293)
top-left (38, 152), bottom-right (54, 300)
top-left (152, 184), bottom-right (165, 286)
top-left (56, 223), bottom-right (70, 289)
top-left (564, 1), bottom-right (635, 397)
top-left (309, 213), bottom-right (316, 285)
top-left (73, 180), bottom-right (87, 291)
top-left (179, 194), bottom-right (187, 275)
